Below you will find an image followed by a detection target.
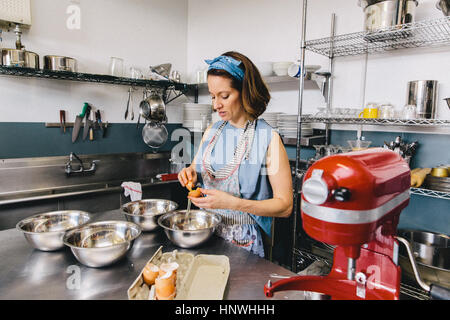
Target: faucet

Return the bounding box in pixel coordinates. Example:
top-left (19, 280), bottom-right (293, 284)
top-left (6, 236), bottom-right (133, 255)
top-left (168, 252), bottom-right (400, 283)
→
top-left (65, 152), bottom-right (99, 176)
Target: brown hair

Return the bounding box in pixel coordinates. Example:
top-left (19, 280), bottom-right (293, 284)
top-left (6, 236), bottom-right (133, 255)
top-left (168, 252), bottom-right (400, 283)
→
top-left (207, 51), bottom-right (271, 120)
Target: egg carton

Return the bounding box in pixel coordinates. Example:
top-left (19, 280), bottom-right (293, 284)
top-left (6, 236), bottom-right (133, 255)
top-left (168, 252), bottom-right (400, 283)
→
top-left (127, 246), bottom-right (230, 300)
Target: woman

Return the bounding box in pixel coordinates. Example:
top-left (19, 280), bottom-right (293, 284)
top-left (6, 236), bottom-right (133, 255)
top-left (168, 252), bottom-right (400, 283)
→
top-left (178, 51), bottom-right (293, 258)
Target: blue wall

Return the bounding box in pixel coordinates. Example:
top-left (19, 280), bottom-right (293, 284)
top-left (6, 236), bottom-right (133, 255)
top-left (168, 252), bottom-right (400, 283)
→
top-left (0, 122), bottom-right (184, 159)
top-left (1, 123), bottom-right (449, 235)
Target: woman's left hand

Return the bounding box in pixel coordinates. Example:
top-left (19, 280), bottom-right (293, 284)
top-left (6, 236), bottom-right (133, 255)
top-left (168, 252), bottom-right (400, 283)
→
top-left (188, 188), bottom-right (239, 210)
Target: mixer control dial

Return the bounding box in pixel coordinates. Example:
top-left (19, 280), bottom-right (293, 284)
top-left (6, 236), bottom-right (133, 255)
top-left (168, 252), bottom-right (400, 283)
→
top-left (332, 187), bottom-right (351, 202)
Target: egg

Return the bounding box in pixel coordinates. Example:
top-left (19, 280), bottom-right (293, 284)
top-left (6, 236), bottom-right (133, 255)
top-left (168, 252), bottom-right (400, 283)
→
top-left (186, 181), bottom-right (194, 191)
top-left (159, 262), bottom-right (179, 277)
top-left (155, 271), bottom-right (176, 298)
top-left (142, 263), bottom-right (159, 286)
top-left (188, 188), bottom-right (202, 198)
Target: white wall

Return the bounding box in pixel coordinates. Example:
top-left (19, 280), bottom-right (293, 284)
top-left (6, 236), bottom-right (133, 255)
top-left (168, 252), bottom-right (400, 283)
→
top-left (1, 0), bottom-right (188, 124)
top-left (187, 0), bottom-right (450, 122)
top-left (1, 0), bottom-right (449, 126)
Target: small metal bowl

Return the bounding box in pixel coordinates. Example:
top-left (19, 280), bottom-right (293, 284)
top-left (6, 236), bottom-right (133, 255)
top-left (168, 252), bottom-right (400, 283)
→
top-left (158, 210), bottom-right (221, 248)
top-left (121, 199), bottom-right (178, 231)
top-left (16, 210), bottom-right (91, 252)
top-left (63, 220), bottom-right (141, 268)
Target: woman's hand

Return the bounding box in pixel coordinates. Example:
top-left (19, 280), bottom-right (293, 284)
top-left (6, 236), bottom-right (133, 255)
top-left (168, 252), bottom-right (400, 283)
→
top-left (188, 188), bottom-right (240, 210)
top-left (178, 166), bottom-right (197, 188)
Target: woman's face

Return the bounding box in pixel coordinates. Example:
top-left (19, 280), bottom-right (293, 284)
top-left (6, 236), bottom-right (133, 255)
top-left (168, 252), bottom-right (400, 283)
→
top-left (208, 75), bottom-right (244, 122)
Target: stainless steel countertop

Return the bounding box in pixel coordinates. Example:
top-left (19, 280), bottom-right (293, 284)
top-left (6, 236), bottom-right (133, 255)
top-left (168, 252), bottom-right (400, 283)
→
top-left (0, 209), bottom-right (305, 300)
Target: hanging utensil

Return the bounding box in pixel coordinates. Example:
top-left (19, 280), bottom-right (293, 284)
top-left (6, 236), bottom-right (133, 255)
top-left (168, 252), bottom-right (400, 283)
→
top-left (60, 110), bottom-right (66, 134)
top-left (139, 91), bottom-right (166, 122)
top-left (142, 121), bottom-right (168, 148)
top-left (125, 88), bottom-right (131, 120)
top-left (130, 89), bottom-right (135, 121)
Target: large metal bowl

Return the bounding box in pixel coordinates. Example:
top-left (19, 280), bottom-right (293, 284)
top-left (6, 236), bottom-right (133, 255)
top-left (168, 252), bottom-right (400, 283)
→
top-left (16, 210), bottom-right (91, 251)
top-left (63, 220), bottom-right (141, 268)
top-left (121, 199), bottom-right (178, 231)
top-left (158, 210), bottom-right (221, 248)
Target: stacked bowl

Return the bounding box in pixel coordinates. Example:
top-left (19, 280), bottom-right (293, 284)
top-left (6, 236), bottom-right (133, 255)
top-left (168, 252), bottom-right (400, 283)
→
top-left (183, 103), bottom-right (213, 132)
top-left (277, 114), bottom-right (313, 138)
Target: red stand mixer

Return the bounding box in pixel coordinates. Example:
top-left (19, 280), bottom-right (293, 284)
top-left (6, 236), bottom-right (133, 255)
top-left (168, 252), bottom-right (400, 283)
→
top-left (265, 148), bottom-right (412, 300)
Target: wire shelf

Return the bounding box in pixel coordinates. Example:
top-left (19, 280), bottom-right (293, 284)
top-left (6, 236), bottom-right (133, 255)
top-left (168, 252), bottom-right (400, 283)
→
top-left (306, 17), bottom-right (450, 57)
top-left (301, 116), bottom-right (450, 127)
top-left (0, 66), bottom-right (196, 92)
top-left (410, 187), bottom-right (450, 200)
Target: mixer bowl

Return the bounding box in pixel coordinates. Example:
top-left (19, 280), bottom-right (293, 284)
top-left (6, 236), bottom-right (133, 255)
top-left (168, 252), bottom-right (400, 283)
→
top-left (63, 220), bottom-right (141, 268)
top-left (158, 210), bottom-right (221, 248)
top-left (121, 199), bottom-right (178, 231)
top-left (16, 210), bottom-right (91, 251)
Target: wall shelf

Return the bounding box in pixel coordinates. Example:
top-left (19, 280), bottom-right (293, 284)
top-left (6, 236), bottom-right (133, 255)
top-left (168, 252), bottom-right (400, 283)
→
top-left (306, 16), bottom-right (450, 58)
top-left (0, 66), bottom-right (197, 96)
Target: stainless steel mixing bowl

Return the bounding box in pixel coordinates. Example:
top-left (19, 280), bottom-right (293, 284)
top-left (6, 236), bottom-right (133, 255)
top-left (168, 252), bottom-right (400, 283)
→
top-left (158, 210), bottom-right (221, 248)
top-left (16, 210), bottom-right (91, 251)
top-left (121, 199), bottom-right (178, 231)
top-left (63, 220), bottom-right (141, 268)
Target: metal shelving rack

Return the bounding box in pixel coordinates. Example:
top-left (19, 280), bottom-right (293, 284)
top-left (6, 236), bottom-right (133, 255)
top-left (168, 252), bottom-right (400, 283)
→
top-left (306, 16), bottom-right (450, 57)
top-left (0, 66), bottom-right (198, 104)
top-left (302, 116), bottom-right (450, 127)
top-left (292, 0), bottom-right (450, 300)
top-left (410, 187), bottom-right (450, 200)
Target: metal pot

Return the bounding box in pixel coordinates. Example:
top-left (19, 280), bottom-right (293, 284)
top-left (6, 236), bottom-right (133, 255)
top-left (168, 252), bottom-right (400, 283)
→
top-left (407, 80), bottom-right (438, 119)
top-left (358, 0), bottom-right (418, 32)
top-left (437, 0), bottom-right (450, 16)
top-left (43, 55), bottom-right (78, 72)
top-left (139, 92), bottom-right (166, 122)
top-left (1, 48), bottom-right (39, 69)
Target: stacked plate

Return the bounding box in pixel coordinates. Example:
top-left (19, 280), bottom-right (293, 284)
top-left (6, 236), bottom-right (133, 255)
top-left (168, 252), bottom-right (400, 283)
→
top-left (277, 114), bottom-right (313, 138)
top-left (260, 112), bottom-right (281, 129)
top-left (425, 175), bottom-right (450, 193)
top-left (183, 103), bottom-right (213, 132)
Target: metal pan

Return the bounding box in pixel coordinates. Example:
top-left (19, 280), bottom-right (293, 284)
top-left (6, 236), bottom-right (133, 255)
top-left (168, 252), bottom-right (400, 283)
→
top-left (43, 55), bottom-right (78, 72)
top-left (1, 49), bottom-right (39, 69)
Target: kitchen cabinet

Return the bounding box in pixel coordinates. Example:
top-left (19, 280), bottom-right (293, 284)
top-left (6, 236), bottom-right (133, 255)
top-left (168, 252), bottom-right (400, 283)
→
top-left (290, 2), bottom-right (450, 300)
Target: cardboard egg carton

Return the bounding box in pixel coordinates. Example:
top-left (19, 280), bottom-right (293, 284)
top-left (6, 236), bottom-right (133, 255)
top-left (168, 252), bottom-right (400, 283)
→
top-left (127, 246), bottom-right (230, 300)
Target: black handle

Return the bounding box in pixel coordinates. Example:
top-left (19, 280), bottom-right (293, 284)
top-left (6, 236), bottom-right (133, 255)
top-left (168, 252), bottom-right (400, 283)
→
top-left (332, 187), bottom-right (352, 202)
top-left (430, 284), bottom-right (450, 300)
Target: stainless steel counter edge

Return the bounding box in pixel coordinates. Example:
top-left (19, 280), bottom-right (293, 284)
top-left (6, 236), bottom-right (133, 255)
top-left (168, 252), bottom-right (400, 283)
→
top-left (0, 179), bottom-right (179, 206)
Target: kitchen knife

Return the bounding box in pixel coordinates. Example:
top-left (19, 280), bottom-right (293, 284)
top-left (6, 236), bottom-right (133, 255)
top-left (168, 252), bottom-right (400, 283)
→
top-left (72, 103), bottom-right (88, 143)
top-left (89, 111), bottom-right (94, 141)
top-left (60, 110), bottom-right (66, 133)
top-left (95, 110), bottom-right (104, 135)
top-left (103, 121), bottom-right (109, 138)
top-left (83, 104), bottom-right (92, 141)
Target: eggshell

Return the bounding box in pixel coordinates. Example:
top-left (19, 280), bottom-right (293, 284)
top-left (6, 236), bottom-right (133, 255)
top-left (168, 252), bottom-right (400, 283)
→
top-left (142, 263), bottom-right (159, 286)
